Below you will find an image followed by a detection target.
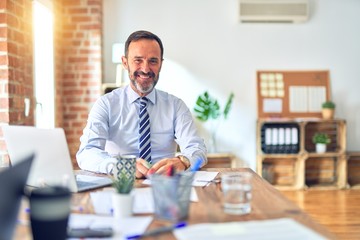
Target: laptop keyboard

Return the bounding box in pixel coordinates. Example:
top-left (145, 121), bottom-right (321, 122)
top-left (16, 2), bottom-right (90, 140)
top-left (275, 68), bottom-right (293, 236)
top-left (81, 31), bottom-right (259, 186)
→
top-left (76, 180), bottom-right (97, 189)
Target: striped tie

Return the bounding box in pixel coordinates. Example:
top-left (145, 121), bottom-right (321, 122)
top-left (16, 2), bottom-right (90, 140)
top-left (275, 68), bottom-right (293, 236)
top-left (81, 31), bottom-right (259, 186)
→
top-left (139, 97), bottom-right (151, 163)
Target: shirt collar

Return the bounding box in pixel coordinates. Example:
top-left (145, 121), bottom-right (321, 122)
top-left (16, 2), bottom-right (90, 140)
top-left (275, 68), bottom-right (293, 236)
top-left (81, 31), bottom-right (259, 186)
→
top-left (126, 85), bottom-right (156, 105)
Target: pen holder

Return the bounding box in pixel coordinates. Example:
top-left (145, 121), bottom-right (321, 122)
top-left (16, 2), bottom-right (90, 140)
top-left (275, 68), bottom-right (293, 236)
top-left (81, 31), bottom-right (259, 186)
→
top-left (150, 172), bottom-right (194, 222)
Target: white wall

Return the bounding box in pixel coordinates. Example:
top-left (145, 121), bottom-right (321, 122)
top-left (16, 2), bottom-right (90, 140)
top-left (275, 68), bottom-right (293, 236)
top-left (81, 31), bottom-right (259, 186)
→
top-left (103, 0), bottom-right (360, 170)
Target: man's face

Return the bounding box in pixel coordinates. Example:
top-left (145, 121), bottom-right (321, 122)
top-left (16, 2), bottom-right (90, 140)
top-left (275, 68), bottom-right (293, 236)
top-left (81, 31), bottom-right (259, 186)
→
top-left (122, 39), bottom-right (162, 96)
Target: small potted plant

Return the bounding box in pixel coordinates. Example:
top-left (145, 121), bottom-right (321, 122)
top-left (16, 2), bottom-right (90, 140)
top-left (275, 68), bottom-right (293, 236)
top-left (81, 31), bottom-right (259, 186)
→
top-left (321, 101), bottom-right (335, 120)
top-left (312, 132), bottom-right (331, 153)
top-left (111, 172), bottom-right (134, 218)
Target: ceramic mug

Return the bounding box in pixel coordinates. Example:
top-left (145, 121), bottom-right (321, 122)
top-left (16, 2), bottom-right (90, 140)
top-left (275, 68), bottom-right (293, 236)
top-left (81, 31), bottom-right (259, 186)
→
top-left (106, 154), bottom-right (136, 183)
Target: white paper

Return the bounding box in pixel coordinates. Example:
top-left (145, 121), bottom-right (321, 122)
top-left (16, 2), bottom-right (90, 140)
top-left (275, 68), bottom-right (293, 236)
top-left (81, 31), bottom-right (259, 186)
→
top-left (308, 86), bottom-right (326, 112)
top-left (132, 187), bottom-right (155, 214)
top-left (174, 218), bottom-right (327, 240)
top-left (142, 171), bottom-right (219, 187)
top-left (68, 213), bottom-right (152, 240)
top-left (192, 171), bottom-right (219, 187)
top-left (90, 190), bottom-right (114, 215)
top-left (90, 187), bottom-right (198, 215)
top-left (290, 86), bottom-right (308, 112)
top-left (132, 187), bottom-right (198, 214)
top-left (263, 98), bottom-right (282, 113)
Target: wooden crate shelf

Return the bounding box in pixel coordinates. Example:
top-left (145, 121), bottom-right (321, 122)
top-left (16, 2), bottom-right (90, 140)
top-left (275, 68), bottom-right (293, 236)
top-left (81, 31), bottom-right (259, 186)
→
top-left (261, 157), bottom-right (296, 186)
top-left (347, 152), bottom-right (360, 189)
top-left (257, 119), bottom-right (347, 190)
top-left (202, 153), bottom-right (236, 170)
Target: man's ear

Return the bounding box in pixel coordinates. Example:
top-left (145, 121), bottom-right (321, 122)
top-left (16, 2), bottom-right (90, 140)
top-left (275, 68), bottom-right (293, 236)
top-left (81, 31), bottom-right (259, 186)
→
top-left (121, 56), bottom-right (128, 70)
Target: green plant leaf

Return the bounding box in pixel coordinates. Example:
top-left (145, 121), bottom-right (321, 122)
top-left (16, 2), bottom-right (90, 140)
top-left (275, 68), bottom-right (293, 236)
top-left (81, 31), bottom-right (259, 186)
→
top-left (312, 132), bottom-right (331, 144)
top-left (223, 92), bottom-right (234, 119)
top-left (112, 172), bottom-right (134, 194)
top-left (194, 91), bottom-right (220, 121)
top-left (322, 101), bottom-right (335, 109)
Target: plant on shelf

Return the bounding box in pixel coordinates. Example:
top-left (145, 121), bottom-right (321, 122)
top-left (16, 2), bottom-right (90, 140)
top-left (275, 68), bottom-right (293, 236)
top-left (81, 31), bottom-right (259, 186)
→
top-left (321, 100), bottom-right (335, 119)
top-left (194, 91), bottom-right (234, 153)
top-left (312, 132), bottom-right (331, 153)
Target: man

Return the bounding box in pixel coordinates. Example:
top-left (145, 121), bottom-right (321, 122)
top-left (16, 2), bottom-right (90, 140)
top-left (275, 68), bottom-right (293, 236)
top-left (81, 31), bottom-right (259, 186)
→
top-left (76, 30), bottom-right (207, 178)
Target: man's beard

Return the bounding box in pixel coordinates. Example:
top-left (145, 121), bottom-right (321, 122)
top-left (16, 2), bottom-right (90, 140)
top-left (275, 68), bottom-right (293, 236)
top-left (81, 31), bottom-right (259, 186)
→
top-left (129, 70), bottom-right (159, 94)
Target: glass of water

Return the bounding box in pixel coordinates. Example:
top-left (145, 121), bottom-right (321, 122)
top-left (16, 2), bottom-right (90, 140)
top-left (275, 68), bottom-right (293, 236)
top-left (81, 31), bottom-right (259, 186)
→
top-left (221, 172), bottom-right (252, 215)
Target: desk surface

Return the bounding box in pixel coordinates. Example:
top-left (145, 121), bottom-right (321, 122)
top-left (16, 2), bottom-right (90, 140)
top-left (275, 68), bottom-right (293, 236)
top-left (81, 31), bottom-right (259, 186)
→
top-left (15, 168), bottom-right (335, 239)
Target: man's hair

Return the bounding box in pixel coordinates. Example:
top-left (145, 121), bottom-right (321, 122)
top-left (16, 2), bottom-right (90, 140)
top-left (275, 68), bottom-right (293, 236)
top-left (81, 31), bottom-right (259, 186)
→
top-left (124, 30), bottom-right (164, 60)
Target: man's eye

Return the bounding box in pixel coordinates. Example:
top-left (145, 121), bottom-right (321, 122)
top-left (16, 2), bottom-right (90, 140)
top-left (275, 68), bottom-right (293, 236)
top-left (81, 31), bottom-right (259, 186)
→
top-left (149, 59), bottom-right (158, 65)
top-left (134, 59), bottom-right (142, 64)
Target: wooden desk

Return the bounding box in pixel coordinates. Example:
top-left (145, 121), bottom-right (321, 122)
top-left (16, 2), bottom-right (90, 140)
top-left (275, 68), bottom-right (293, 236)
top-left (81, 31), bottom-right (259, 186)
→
top-left (14, 168), bottom-right (335, 239)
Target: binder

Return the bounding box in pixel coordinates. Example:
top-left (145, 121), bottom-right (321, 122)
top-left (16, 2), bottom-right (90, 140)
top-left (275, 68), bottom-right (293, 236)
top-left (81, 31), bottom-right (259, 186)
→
top-left (261, 123), bottom-right (300, 154)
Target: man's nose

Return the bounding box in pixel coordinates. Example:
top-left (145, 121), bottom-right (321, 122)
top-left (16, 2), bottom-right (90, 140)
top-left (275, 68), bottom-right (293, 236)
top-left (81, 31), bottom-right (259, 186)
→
top-left (140, 61), bottom-right (151, 72)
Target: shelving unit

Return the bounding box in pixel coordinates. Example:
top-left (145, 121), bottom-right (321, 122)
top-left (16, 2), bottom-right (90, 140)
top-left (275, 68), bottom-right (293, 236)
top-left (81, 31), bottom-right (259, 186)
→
top-left (202, 153), bottom-right (236, 169)
top-left (347, 152), bottom-right (360, 189)
top-left (256, 118), bottom-right (347, 190)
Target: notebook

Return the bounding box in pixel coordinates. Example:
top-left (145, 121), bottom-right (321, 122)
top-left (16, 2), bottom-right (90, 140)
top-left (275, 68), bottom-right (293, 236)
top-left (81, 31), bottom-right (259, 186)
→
top-left (2, 125), bottom-right (112, 192)
top-left (0, 153), bottom-right (34, 240)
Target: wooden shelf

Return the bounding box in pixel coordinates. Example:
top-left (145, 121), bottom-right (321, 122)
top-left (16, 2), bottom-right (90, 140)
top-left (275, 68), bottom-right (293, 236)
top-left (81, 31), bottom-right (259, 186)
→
top-left (257, 118), bottom-right (347, 190)
top-left (202, 153), bottom-right (236, 169)
top-left (347, 152), bottom-right (360, 189)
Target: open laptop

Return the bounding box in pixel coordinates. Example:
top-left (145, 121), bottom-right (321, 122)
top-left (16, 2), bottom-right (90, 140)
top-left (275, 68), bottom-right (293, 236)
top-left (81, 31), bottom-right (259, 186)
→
top-left (2, 125), bottom-right (112, 192)
top-left (0, 153), bottom-right (34, 240)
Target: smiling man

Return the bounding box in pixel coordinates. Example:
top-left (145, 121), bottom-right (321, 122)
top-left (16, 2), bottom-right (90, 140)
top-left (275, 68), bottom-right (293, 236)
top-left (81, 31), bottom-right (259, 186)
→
top-left (76, 30), bottom-right (207, 178)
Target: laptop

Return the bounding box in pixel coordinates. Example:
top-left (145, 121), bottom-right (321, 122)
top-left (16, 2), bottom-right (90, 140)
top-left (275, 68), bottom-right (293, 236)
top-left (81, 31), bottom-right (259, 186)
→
top-left (0, 153), bottom-right (34, 240)
top-left (2, 125), bottom-right (112, 192)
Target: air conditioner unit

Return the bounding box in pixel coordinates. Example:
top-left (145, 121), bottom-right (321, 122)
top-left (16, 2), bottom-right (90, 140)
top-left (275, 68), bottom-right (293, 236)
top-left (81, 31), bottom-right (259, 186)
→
top-left (239, 0), bottom-right (309, 23)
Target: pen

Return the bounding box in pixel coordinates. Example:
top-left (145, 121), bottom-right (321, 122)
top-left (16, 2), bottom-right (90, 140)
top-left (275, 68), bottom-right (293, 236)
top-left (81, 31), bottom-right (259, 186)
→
top-left (126, 221), bottom-right (187, 239)
top-left (189, 158), bottom-right (202, 172)
top-left (166, 165), bottom-right (175, 176)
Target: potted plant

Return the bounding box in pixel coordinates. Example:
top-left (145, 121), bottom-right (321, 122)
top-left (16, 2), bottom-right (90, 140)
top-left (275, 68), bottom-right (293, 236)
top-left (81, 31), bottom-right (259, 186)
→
top-left (312, 132), bottom-right (331, 153)
top-left (194, 91), bottom-right (234, 152)
top-left (321, 101), bottom-right (335, 120)
top-left (111, 172), bottom-right (134, 218)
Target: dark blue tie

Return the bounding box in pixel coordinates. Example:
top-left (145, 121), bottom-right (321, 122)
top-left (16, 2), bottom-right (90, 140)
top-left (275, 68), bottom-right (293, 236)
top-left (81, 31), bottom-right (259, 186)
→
top-left (139, 97), bottom-right (151, 163)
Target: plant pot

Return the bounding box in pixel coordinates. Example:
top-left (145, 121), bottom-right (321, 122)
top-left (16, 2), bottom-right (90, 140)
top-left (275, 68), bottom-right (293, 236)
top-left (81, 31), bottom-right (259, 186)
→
top-left (322, 108), bottom-right (334, 120)
top-left (112, 192), bottom-right (133, 219)
top-left (315, 143), bottom-right (327, 153)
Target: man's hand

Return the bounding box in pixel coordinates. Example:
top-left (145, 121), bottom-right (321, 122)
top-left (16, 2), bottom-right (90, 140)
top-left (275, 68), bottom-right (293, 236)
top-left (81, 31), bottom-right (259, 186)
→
top-left (136, 158), bottom-right (152, 179)
top-left (146, 157), bottom-right (187, 177)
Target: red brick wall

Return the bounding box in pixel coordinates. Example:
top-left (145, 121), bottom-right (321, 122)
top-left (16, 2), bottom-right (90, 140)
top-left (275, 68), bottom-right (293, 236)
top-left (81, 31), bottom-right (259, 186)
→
top-left (0, 0), bottom-right (103, 168)
top-left (58, 0), bottom-right (103, 168)
top-left (0, 0), bottom-right (34, 167)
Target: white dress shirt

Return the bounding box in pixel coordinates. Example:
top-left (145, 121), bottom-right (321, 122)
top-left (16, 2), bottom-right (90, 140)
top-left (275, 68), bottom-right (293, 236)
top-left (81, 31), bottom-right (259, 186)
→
top-left (76, 85), bottom-right (207, 173)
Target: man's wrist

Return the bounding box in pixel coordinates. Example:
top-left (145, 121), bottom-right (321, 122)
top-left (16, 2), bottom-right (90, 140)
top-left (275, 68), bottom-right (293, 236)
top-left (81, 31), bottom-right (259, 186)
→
top-left (177, 155), bottom-right (191, 170)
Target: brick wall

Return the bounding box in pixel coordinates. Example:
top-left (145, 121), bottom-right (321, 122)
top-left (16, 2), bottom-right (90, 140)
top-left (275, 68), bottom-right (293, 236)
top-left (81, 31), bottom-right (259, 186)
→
top-left (0, 0), bottom-right (103, 168)
top-left (0, 0), bottom-right (34, 167)
top-left (58, 0), bottom-right (102, 168)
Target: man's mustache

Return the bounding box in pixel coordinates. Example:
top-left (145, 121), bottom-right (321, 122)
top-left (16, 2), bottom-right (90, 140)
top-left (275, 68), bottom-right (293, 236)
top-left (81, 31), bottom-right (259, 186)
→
top-left (134, 71), bottom-right (155, 78)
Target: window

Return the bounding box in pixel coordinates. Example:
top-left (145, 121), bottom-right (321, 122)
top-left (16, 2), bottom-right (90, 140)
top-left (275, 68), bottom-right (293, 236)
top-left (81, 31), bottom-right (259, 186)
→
top-left (33, 0), bottom-right (55, 128)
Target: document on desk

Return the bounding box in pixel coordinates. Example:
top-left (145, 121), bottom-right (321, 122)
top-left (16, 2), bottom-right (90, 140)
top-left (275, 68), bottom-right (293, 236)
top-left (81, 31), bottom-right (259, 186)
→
top-left (68, 213), bottom-right (152, 239)
top-left (142, 171), bottom-right (219, 187)
top-left (174, 218), bottom-right (327, 240)
top-left (90, 187), bottom-right (198, 215)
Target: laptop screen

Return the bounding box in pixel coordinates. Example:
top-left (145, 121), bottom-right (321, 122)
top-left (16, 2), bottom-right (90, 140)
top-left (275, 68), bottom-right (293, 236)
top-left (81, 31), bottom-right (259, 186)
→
top-left (0, 153), bottom-right (34, 240)
top-left (3, 125), bottom-right (78, 191)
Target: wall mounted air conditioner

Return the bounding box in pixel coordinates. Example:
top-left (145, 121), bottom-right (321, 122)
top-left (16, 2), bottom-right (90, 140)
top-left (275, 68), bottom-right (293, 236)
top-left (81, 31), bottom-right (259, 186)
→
top-left (239, 0), bottom-right (309, 23)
